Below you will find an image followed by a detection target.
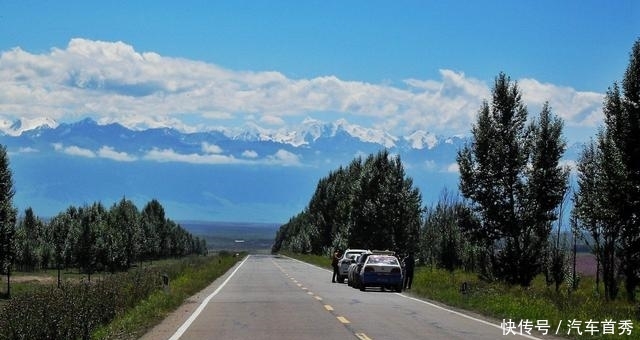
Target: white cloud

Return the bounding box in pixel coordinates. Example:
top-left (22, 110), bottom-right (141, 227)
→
top-left (260, 115), bottom-right (286, 126)
top-left (201, 142), bottom-right (223, 154)
top-left (18, 147), bottom-right (38, 153)
top-left (518, 78), bottom-right (604, 127)
top-left (98, 146), bottom-right (136, 162)
top-left (423, 160), bottom-right (437, 171)
top-left (0, 39), bottom-right (604, 140)
top-left (266, 149), bottom-right (301, 166)
top-left (141, 147), bottom-right (300, 167)
top-left (242, 150), bottom-right (259, 158)
top-left (143, 148), bottom-right (246, 165)
top-left (52, 144), bottom-right (96, 158)
top-left (52, 143), bottom-right (137, 161)
top-left (446, 162), bottom-right (460, 173)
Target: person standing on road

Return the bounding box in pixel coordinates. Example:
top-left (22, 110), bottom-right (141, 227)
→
top-left (332, 249), bottom-right (341, 283)
top-left (403, 252), bottom-right (415, 290)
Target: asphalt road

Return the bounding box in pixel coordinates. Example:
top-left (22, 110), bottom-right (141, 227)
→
top-left (148, 255), bottom-right (550, 340)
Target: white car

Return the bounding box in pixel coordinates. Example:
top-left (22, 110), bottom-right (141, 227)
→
top-left (358, 254), bottom-right (403, 292)
top-left (336, 249), bottom-right (368, 283)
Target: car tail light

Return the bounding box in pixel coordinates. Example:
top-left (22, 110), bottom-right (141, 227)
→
top-left (391, 268), bottom-right (400, 274)
top-left (364, 266), bottom-right (375, 272)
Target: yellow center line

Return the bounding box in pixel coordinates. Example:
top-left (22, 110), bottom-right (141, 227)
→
top-left (324, 304), bottom-right (334, 311)
top-left (337, 316), bottom-right (350, 324)
top-left (307, 291), bottom-right (314, 295)
top-left (355, 333), bottom-right (372, 340)
top-left (314, 296), bottom-right (323, 301)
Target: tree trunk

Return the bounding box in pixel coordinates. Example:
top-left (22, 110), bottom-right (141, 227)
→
top-left (6, 267), bottom-right (10, 299)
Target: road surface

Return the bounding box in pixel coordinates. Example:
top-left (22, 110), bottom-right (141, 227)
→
top-left (143, 254), bottom-right (551, 340)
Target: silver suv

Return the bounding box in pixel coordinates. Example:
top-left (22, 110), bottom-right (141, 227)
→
top-left (336, 249), bottom-right (368, 283)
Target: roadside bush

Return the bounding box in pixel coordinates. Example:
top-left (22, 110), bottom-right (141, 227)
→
top-left (0, 255), bottom-right (241, 340)
top-left (0, 264), bottom-right (164, 339)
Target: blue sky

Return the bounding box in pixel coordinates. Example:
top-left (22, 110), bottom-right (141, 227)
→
top-left (0, 1), bottom-right (639, 142)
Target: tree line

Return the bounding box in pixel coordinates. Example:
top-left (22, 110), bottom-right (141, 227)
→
top-left (0, 152), bottom-right (208, 297)
top-left (272, 150), bottom-right (422, 256)
top-left (273, 38), bottom-right (640, 301)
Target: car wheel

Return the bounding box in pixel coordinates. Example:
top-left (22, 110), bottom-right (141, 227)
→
top-left (395, 285), bottom-right (402, 293)
top-left (359, 285), bottom-right (366, 292)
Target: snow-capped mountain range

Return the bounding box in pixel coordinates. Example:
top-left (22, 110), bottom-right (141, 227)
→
top-left (0, 116), bottom-right (577, 223)
top-left (0, 116), bottom-right (469, 222)
top-left (0, 116), bottom-right (446, 151)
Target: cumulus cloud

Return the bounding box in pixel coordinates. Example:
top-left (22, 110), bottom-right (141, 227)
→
top-left (98, 146), bottom-right (137, 162)
top-left (201, 142), bottom-right (223, 154)
top-left (518, 78), bottom-right (603, 127)
top-left (52, 143), bottom-right (138, 161)
top-left (0, 38), bottom-right (604, 139)
top-left (446, 162), bottom-right (460, 174)
top-left (52, 143), bottom-right (96, 158)
top-left (242, 150), bottom-right (259, 158)
top-left (141, 147), bottom-right (299, 166)
top-left (143, 148), bottom-right (245, 165)
top-left (266, 149), bottom-right (301, 166)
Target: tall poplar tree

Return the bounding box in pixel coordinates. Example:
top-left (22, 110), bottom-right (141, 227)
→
top-left (575, 38), bottom-right (640, 300)
top-left (0, 145), bottom-right (17, 298)
top-left (457, 73), bottom-right (568, 286)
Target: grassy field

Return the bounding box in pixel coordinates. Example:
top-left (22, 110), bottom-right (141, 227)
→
top-left (284, 252), bottom-right (639, 340)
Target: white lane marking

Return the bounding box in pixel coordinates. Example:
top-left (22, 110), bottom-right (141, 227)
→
top-left (169, 255), bottom-right (250, 340)
top-left (397, 294), bottom-right (543, 340)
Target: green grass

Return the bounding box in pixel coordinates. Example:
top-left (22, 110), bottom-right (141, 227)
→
top-left (412, 267), bottom-right (640, 339)
top-left (284, 252), bottom-right (639, 339)
top-left (92, 254), bottom-right (244, 340)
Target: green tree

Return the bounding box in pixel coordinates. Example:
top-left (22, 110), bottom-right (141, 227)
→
top-left (141, 199), bottom-right (167, 259)
top-left (350, 150), bottom-right (422, 253)
top-left (76, 203), bottom-right (106, 281)
top-left (0, 145), bottom-right (17, 298)
top-left (615, 39), bottom-right (640, 301)
top-left (15, 207), bottom-right (42, 271)
top-left (273, 150), bottom-right (422, 256)
top-left (457, 73), bottom-right (568, 286)
top-left (48, 210), bottom-right (73, 287)
top-left (107, 198), bottom-right (141, 269)
top-left (573, 39), bottom-right (640, 300)
top-left (573, 141), bottom-right (602, 293)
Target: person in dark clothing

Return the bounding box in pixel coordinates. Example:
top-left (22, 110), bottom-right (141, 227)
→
top-left (403, 253), bottom-right (415, 290)
top-left (331, 250), bottom-right (341, 283)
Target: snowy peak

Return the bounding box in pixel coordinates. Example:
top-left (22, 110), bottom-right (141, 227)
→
top-left (405, 130), bottom-right (439, 150)
top-left (332, 119), bottom-right (397, 148)
top-left (0, 116), bottom-right (458, 152)
top-left (226, 118), bottom-right (397, 148)
top-left (262, 118), bottom-right (397, 148)
top-left (0, 117), bottom-right (59, 136)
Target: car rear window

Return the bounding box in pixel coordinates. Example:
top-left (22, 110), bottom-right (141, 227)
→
top-left (367, 255), bottom-right (399, 265)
